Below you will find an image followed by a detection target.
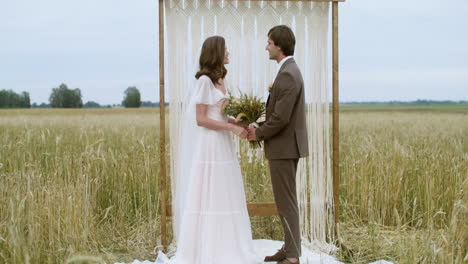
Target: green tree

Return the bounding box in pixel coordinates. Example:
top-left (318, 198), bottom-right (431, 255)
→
top-left (0, 90), bottom-right (30, 108)
top-left (84, 101), bottom-right (101, 108)
top-left (49, 83), bottom-right (83, 108)
top-left (20, 92), bottom-right (31, 108)
top-left (122, 86), bottom-right (141, 108)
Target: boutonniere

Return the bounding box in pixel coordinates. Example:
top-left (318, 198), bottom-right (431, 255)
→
top-left (268, 83), bottom-right (273, 93)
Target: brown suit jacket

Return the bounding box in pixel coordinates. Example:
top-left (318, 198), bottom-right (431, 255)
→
top-left (256, 58), bottom-right (309, 160)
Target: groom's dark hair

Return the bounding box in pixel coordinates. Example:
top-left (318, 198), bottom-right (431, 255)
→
top-left (268, 25), bottom-right (296, 56)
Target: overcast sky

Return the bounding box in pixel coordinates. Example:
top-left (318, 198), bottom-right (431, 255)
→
top-left (1, 0), bottom-right (467, 104)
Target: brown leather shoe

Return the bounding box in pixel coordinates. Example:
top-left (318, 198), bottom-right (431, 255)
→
top-left (264, 246), bottom-right (286, 262)
top-left (278, 258), bottom-right (300, 264)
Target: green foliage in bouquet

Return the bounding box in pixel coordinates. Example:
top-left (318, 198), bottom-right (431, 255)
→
top-left (222, 92), bottom-right (265, 125)
top-left (222, 92), bottom-right (266, 148)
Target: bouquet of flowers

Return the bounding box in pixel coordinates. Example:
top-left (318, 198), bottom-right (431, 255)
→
top-left (222, 92), bottom-right (266, 149)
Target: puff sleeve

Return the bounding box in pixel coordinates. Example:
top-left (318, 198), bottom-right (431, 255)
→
top-left (192, 75), bottom-right (220, 105)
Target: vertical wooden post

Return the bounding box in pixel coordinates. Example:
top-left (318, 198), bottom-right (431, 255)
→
top-left (332, 1), bottom-right (340, 236)
top-left (159, 0), bottom-right (168, 253)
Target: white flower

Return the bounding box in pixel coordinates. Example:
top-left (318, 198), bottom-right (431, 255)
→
top-left (248, 122), bottom-right (259, 128)
top-left (256, 113), bottom-right (266, 123)
top-left (255, 148), bottom-right (263, 160)
top-left (247, 148), bottom-right (253, 163)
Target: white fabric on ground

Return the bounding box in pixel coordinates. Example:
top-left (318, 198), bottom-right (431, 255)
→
top-left (114, 239), bottom-right (395, 264)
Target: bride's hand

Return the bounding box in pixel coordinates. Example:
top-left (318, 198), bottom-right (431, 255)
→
top-left (228, 117), bottom-right (248, 128)
top-left (231, 125), bottom-right (248, 139)
top-left (239, 122), bottom-right (248, 129)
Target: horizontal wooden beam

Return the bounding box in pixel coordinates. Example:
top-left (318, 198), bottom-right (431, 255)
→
top-left (166, 203), bottom-right (280, 217)
top-left (247, 203), bottom-right (278, 216)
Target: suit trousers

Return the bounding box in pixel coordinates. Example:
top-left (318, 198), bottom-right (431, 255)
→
top-left (268, 159), bottom-right (301, 258)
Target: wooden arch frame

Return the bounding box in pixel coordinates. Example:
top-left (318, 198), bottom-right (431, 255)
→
top-left (158, 0), bottom-right (345, 252)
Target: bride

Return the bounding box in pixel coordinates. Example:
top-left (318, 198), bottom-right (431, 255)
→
top-left (163, 36), bottom-right (260, 264)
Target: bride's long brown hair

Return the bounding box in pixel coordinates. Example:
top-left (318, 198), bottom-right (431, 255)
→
top-left (195, 36), bottom-right (227, 85)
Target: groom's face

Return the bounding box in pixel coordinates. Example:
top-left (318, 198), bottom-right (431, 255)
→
top-left (266, 37), bottom-right (281, 61)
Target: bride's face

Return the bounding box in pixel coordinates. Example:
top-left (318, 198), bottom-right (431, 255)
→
top-left (223, 48), bottom-right (230, 64)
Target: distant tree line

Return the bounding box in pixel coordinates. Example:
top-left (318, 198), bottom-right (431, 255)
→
top-left (5, 83), bottom-right (465, 109)
top-left (142, 101), bottom-right (167, 107)
top-left (0, 90), bottom-right (31, 108)
top-left (31, 101), bottom-right (169, 108)
top-left (0, 83), bottom-right (154, 109)
top-left (341, 100), bottom-right (467, 105)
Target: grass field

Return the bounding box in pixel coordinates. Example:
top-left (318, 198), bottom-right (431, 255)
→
top-left (0, 106), bottom-right (466, 263)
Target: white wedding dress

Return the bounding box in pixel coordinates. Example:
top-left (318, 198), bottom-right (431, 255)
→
top-left (162, 75), bottom-right (259, 264)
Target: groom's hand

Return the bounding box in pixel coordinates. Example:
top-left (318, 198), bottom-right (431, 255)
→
top-left (247, 127), bottom-right (257, 141)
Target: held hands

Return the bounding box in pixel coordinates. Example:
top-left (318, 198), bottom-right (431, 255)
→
top-left (231, 124), bottom-right (248, 139)
top-left (229, 123), bottom-right (257, 141)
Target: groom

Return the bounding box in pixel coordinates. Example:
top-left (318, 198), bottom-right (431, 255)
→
top-left (248, 25), bottom-right (308, 264)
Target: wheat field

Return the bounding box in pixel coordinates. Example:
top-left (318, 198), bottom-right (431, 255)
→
top-left (0, 106), bottom-right (466, 264)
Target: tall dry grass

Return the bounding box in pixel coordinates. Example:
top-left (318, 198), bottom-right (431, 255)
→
top-left (0, 106), bottom-right (466, 263)
top-left (1, 109), bottom-right (162, 263)
top-left (338, 108), bottom-right (467, 263)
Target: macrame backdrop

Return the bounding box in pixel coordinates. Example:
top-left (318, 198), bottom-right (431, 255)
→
top-left (166, 0), bottom-right (335, 252)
